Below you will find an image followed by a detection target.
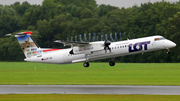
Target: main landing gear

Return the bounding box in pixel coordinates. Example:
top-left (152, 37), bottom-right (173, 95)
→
top-left (83, 62), bottom-right (89, 67)
top-left (84, 55), bottom-right (89, 68)
top-left (109, 61), bottom-right (115, 66)
top-left (109, 57), bottom-right (115, 66)
top-left (83, 56), bottom-right (116, 67)
top-left (83, 61), bottom-right (115, 67)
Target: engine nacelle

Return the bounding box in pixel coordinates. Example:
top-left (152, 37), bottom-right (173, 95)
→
top-left (72, 42), bottom-right (104, 55)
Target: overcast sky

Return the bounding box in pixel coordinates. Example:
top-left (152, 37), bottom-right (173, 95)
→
top-left (0, 0), bottom-right (179, 8)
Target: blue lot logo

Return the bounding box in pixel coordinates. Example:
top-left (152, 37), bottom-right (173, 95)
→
top-left (129, 41), bottom-right (151, 52)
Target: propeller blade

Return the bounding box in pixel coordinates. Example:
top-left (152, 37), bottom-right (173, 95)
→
top-left (75, 36), bottom-right (77, 42)
top-left (79, 35), bottom-right (84, 42)
top-left (84, 34), bottom-right (88, 42)
top-left (105, 47), bottom-right (107, 54)
top-left (105, 34), bottom-right (108, 41)
top-left (89, 33), bottom-right (91, 42)
top-left (93, 33), bottom-right (96, 42)
top-left (115, 33), bottom-right (118, 41)
top-left (71, 37), bottom-right (73, 42)
top-left (108, 46), bottom-right (111, 53)
top-left (110, 33), bottom-right (115, 42)
top-left (104, 40), bottom-right (111, 54)
top-left (119, 33), bottom-right (122, 41)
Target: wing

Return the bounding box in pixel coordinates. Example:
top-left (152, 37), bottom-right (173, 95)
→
top-left (54, 40), bottom-right (91, 46)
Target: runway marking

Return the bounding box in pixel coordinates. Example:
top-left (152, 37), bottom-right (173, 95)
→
top-left (1, 85), bottom-right (180, 95)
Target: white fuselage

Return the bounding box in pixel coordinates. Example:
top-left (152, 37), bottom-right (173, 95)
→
top-left (25, 35), bottom-right (176, 64)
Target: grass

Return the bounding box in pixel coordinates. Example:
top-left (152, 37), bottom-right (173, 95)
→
top-left (0, 62), bottom-right (180, 85)
top-left (0, 94), bottom-right (180, 101)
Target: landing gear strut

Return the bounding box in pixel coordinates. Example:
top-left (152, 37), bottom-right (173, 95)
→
top-left (83, 55), bottom-right (89, 67)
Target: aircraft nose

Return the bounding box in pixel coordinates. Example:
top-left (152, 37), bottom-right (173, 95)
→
top-left (173, 42), bottom-right (176, 47)
top-left (169, 41), bottom-right (176, 48)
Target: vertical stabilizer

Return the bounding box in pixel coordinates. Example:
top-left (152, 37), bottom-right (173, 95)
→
top-left (15, 32), bottom-right (42, 58)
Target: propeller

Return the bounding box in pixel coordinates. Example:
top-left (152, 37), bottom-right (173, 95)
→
top-left (75, 36), bottom-right (77, 42)
top-left (71, 37), bottom-right (73, 42)
top-left (79, 35), bottom-right (84, 42)
top-left (110, 33), bottom-right (115, 42)
top-left (104, 40), bottom-right (111, 54)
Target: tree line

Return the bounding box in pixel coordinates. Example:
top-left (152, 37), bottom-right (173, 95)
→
top-left (0, 0), bottom-right (180, 62)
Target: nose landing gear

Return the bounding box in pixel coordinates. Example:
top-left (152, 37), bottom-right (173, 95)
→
top-left (167, 51), bottom-right (170, 54)
top-left (166, 48), bottom-right (170, 54)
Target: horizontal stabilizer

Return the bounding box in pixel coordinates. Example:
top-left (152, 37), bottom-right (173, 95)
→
top-left (5, 34), bottom-right (12, 36)
top-left (5, 32), bottom-right (33, 36)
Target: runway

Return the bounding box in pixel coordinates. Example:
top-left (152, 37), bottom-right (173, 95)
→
top-left (0, 85), bottom-right (180, 95)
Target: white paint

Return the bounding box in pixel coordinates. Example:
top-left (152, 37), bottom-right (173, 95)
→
top-left (23, 35), bottom-right (176, 65)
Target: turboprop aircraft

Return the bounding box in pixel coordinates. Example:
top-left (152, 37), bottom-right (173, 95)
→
top-left (6, 31), bottom-right (176, 67)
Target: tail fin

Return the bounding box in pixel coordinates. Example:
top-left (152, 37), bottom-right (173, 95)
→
top-left (15, 32), bottom-right (42, 58)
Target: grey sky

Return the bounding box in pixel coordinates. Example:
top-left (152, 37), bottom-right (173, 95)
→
top-left (0, 0), bottom-right (179, 8)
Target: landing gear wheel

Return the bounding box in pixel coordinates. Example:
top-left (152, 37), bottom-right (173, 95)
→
top-left (167, 51), bottom-right (170, 54)
top-left (109, 61), bottom-right (115, 66)
top-left (83, 62), bottom-right (89, 67)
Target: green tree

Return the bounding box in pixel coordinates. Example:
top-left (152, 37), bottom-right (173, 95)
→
top-left (80, 8), bottom-right (93, 19)
top-left (12, 1), bottom-right (31, 16)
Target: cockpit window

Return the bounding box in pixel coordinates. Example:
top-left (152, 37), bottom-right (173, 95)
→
top-left (154, 37), bottom-right (166, 41)
top-left (154, 38), bottom-right (160, 41)
top-left (160, 37), bottom-right (166, 40)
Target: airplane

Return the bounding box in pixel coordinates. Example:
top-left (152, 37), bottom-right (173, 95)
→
top-left (6, 31), bottom-right (176, 67)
